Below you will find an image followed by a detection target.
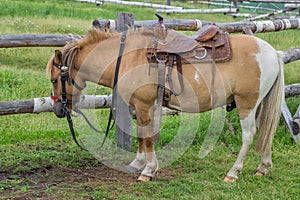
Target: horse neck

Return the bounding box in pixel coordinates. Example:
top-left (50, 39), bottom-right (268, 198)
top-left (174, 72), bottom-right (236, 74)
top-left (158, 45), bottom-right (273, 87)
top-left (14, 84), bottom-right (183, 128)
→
top-left (75, 31), bottom-right (151, 89)
top-left (74, 38), bottom-right (120, 88)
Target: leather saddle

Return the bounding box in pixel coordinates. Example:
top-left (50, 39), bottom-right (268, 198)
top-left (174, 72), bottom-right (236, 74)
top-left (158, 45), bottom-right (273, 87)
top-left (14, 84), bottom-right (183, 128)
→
top-left (147, 24), bottom-right (231, 65)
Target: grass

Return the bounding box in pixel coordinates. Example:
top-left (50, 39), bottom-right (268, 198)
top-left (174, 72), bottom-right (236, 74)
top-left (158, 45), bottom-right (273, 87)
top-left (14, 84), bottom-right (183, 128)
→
top-left (0, 0), bottom-right (300, 199)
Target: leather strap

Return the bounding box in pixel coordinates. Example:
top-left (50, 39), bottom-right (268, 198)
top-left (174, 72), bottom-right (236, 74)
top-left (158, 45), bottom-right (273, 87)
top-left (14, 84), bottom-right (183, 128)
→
top-left (64, 107), bottom-right (88, 151)
top-left (154, 55), bottom-right (167, 143)
top-left (166, 55), bottom-right (184, 96)
top-left (101, 30), bottom-right (128, 148)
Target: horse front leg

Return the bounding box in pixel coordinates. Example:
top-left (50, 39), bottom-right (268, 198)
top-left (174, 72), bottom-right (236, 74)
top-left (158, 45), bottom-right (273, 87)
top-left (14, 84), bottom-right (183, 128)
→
top-left (127, 135), bottom-right (146, 173)
top-left (137, 132), bottom-right (158, 182)
top-left (128, 105), bottom-right (158, 181)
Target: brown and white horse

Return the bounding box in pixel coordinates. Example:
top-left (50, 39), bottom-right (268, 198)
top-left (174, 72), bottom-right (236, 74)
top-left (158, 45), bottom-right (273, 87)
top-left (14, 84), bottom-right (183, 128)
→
top-left (47, 29), bottom-right (284, 182)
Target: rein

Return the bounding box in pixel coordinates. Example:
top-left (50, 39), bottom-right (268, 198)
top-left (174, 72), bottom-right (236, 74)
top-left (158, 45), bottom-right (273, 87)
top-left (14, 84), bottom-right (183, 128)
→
top-left (51, 64), bottom-right (91, 151)
top-left (102, 30), bottom-right (128, 147)
top-left (51, 30), bottom-right (127, 151)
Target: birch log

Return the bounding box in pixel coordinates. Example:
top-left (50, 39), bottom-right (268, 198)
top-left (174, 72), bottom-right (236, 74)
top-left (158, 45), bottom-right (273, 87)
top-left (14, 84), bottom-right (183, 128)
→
top-left (0, 95), bottom-right (180, 116)
top-left (0, 95), bottom-right (112, 116)
top-left (1, 18), bottom-right (300, 48)
top-left (285, 4), bottom-right (300, 8)
top-left (283, 46), bottom-right (300, 64)
top-left (156, 8), bottom-right (238, 14)
top-left (285, 84), bottom-right (300, 98)
top-left (93, 17), bottom-right (300, 32)
top-left (249, 0), bottom-right (300, 3)
top-left (75, 0), bottom-right (183, 9)
top-left (247, 8), bottom-right (295, 21)
top-left (0, 34), bottom-right (82, 48)
top-left (196, 0), bottom-right (277, 12)
top-left (1, 82), bottom-right (300, 116)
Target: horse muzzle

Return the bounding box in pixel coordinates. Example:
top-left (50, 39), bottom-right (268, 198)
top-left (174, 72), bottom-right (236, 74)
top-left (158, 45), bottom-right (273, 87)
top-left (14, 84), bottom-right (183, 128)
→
top-left (53, 102), bottom-right (67, 118)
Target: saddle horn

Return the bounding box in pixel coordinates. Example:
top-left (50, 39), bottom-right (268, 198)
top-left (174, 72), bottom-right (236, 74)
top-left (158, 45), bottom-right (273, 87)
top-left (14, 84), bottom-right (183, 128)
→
top-left (153, 13), bottom-right (166, 40)
top-left (155, 13), bottom-right (164, 22)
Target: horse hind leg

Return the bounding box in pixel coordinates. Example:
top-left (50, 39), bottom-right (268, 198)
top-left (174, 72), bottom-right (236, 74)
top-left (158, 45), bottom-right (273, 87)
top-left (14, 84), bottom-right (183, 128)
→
top-left (254, 103), bottom-right (272, 176)
top-left (224, 110), bottom-right (257, 183)
top-left (255, 148), bottom-right (272, 176)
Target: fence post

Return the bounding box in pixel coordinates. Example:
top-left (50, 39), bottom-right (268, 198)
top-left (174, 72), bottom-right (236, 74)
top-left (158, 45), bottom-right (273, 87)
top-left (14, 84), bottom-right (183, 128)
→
top-left (115, 12), bottom-right (134, 151)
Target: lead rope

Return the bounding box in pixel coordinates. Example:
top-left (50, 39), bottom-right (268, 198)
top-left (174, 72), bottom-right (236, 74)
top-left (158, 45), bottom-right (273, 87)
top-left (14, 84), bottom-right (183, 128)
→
top-left (64, 107), bottom-right (89, 151)
top-left (63, 106), bottom-right (116, 152)
top-left (74, 108), bottom-right (115, 134)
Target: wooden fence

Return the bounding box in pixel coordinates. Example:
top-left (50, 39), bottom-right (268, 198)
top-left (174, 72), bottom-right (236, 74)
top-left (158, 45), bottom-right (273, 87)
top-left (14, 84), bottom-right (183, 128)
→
top-left (1, 17), bottom-right (300, 48)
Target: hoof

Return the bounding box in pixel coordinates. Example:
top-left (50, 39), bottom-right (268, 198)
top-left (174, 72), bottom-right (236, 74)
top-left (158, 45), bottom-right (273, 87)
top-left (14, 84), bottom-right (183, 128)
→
top-left (254, 170), bottom-right (265, 176)
top-left (137, 175), bottom-right (152, 182)
top-left (224, 176), bottom-right (237, 183)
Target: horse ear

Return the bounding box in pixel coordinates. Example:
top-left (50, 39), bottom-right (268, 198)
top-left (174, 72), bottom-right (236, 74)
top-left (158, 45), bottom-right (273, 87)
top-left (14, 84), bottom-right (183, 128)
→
top-left (54, 50), bottom-right (62, 62)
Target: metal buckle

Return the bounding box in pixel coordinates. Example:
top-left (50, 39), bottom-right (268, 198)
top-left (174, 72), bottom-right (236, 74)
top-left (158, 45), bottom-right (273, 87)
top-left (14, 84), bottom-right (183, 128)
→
top-left (61, 66), bottom-right (68, 72)
top-left (155, 54), bottom-right (168, 64)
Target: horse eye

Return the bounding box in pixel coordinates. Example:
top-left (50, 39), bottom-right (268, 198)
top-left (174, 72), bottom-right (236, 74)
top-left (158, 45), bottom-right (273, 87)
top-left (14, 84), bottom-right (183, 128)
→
top-left (51, 80), bottom-right (58, 84)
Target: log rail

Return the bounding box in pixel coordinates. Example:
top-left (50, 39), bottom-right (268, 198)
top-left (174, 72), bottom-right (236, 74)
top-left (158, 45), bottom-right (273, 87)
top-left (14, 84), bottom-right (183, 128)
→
top-left (1, 17), bottom-right (300, 48)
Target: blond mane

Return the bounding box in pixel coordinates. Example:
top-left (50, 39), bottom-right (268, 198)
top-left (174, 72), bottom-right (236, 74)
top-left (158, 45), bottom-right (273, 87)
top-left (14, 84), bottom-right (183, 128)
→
top-left (46, 28), bottom-right (153, 77)
top-left (46, 29), bottom-right (115, 76)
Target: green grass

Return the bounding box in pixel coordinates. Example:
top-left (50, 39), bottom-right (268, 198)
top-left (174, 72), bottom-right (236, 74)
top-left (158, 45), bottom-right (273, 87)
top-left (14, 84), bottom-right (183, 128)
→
top-left (1, 0), bottom-right (300, 199)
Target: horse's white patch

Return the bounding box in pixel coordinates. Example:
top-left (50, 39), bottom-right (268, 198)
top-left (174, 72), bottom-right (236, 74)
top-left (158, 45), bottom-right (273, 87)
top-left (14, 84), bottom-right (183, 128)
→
top-left (194, 71), bottom-right (200, 84)
top-left (255, 38), bottom-right (279, 103)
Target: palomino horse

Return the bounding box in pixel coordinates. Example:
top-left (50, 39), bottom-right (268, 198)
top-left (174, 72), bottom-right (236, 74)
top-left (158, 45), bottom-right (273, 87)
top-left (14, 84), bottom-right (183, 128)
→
top-left (47, 28), bottom-right (284, 183)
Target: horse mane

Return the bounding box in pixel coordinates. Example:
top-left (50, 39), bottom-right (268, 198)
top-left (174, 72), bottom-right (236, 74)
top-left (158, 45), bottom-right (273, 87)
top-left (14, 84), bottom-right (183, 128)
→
top-left (65, 29), bottom-right (116, 74)
top-left (46, 29), bottom-right (115, 76)
top-left (46, 28), bottom-right (152, 77)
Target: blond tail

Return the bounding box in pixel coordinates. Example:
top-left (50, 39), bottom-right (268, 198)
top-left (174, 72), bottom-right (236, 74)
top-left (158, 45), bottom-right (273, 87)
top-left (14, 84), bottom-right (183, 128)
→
top-left (255, 51), bottom-right (285, 154)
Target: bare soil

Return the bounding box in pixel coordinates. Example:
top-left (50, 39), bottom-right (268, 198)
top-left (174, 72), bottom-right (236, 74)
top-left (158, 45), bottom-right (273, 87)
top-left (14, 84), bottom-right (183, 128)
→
top-left (0, 164), bottom-right (177, 200)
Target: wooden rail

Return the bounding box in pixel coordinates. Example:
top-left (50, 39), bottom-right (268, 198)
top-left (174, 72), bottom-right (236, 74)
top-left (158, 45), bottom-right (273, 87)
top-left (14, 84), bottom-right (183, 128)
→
top-left (93, 17), bottom-right (300, 32)
top-left (0, 95), bottom-right (112, 116)
top-left (249, 0), bottom-right (300, 2)
top-left (0, 34), bottom-right (82, 48)
top-left (156, 8), bottom-right (238, 14)
top-left (75, 0), bottom-right (183, 9)
top-left (1, 17), bottom-right (299, 48)
top-left (1, 84), bottom-right (299, 116)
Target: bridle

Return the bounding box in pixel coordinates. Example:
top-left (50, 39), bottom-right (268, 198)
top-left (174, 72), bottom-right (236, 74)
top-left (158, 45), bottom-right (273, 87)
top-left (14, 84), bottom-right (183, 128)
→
top-left (51, 61), bottom-right (112, 151)
top-left (50, 62), bottom-right (85, 105)
top-left (50, 30), bottom-right (127, 151)
top-left (50, 62), bottom-right (93, 151)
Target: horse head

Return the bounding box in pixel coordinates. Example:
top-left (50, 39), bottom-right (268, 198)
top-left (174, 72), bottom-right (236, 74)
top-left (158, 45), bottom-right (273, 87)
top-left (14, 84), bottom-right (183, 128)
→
top-left (47, 49), bottom-right (85, 118)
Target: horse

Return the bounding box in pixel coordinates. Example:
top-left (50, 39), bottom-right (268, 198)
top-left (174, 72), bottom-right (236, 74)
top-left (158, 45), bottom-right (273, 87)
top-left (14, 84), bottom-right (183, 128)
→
top-left (46, 28), bottom-right (284, 183)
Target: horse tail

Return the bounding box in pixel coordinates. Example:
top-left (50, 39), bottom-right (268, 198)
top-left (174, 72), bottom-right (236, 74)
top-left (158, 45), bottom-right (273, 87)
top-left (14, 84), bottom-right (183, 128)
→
top-left (255, 51), bottom-right (285, 154)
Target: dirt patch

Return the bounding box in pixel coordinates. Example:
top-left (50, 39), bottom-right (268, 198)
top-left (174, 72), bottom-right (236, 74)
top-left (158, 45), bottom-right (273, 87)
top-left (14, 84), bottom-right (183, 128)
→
top-left (0, 164), bottom-right (179, 199)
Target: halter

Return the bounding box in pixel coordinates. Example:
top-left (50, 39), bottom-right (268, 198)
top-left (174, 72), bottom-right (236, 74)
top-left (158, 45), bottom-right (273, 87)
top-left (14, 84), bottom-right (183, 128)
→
top-left (50, 62), bottom-right (86, 105)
